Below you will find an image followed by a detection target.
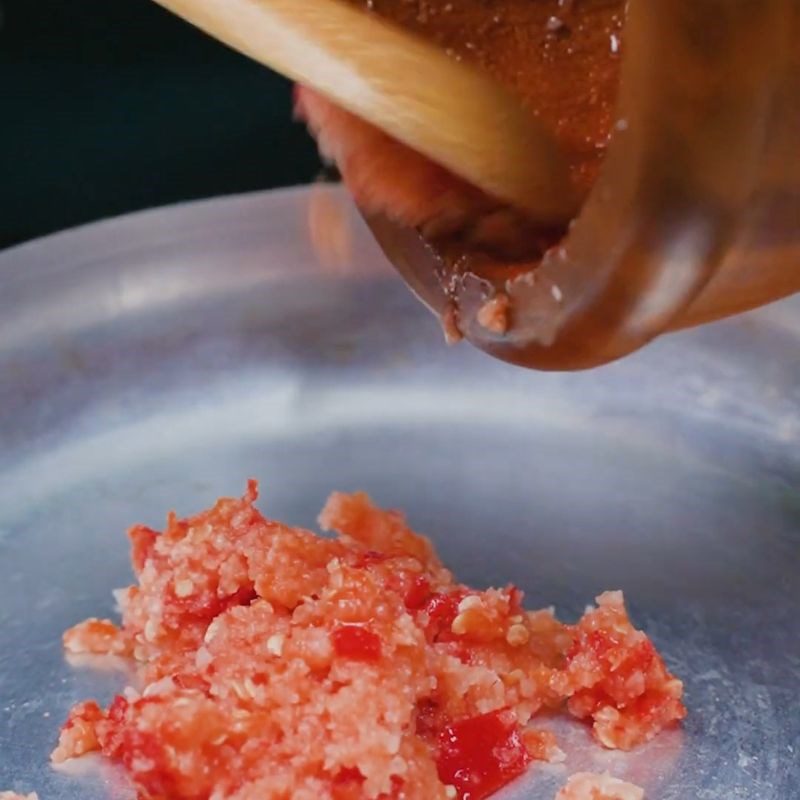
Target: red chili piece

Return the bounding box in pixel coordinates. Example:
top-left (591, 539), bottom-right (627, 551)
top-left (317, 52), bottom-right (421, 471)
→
top-left (129, 525), bottom-right (158, 573)
top-left (331, 625), bottom-right (382, 661)
top-left (404, 576), bottom-right (432, 610)
top-left (332, 765), bottom-right (365, 800)
top-left (423, 591), bottom-right (466, 626)
top-left (436, 710), bottom-right (531, 800)
top-left (354, 550), bottom-right (389, 568)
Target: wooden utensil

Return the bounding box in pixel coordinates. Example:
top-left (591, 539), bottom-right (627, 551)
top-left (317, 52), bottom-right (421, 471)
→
top-left (153, 0), bottom-right (578, 223)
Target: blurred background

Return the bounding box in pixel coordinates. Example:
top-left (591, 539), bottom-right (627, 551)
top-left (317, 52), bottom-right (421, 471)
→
top-left (1, 0), bottom-right (322, 249)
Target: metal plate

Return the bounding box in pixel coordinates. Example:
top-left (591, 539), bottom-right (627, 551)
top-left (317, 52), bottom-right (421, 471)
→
top-left (1, 187), bottom-right (798, 799)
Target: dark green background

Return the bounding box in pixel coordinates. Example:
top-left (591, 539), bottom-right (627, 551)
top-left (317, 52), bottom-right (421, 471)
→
top-left (1, 0), bottom-right (322, 248)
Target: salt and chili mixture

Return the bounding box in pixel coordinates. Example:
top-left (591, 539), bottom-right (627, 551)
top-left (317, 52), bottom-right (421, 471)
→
top-left (52, 482), bottom-right (684, 799)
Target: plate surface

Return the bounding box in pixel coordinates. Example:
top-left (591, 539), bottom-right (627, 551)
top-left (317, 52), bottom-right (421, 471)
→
top-left (1, 187), bottom-right (798, 799)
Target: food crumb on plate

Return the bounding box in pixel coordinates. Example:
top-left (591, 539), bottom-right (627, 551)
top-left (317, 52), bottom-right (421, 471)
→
top-left (555, 771), bottom-right (645, 799)
top-left (441, 303), bottom-right (463, 344)
top-left (476, 292), bottom-right (510, 335)
top-left (52, 481), bottom-right (684, 799)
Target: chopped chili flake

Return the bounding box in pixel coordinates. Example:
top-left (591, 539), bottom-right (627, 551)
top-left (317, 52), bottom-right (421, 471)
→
top-left (436, 710), bottom-right (531, 800)
top-left (354, 549), bottom-right (389, 568)
top-left (129, 525), bottom-right (158, 574)
top-left (331, 624), bottom-right (382, 661)
top-left (424, 593), bottom-right (460, 623)
top-left (404, 576), bottom-right (432, 610)
top-left (507, 585), bottom-right (525, 615)
top-left (334, 767), bottom-right (364, 784)
top-left (421, 591), bottom-right (468, 640)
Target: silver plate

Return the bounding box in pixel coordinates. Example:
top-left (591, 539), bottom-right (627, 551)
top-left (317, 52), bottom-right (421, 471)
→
top-left (1, 187), bottom-right (798, 799)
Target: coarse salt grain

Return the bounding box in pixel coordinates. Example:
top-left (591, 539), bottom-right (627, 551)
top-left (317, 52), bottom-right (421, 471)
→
top-left (506, 624), bottom-right (531, 647)
top-left (450, 613), bottom-right (469, 635)
top-left (457, 595), bottom-right (483, 613)
top-left (174, 579), bottom-right (194, 598)
top-left (555, 771), bottom-right (644, 800)
top-left (204, 619), bottom-right (221, 644)
top-left (143, 619), bottom-right (159, 642)
top-left (266, 633), bottom-right (285, 657)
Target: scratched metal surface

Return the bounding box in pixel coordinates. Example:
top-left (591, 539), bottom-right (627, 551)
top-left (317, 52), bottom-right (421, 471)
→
top-left (0, 187), bottom-right (798, 799)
